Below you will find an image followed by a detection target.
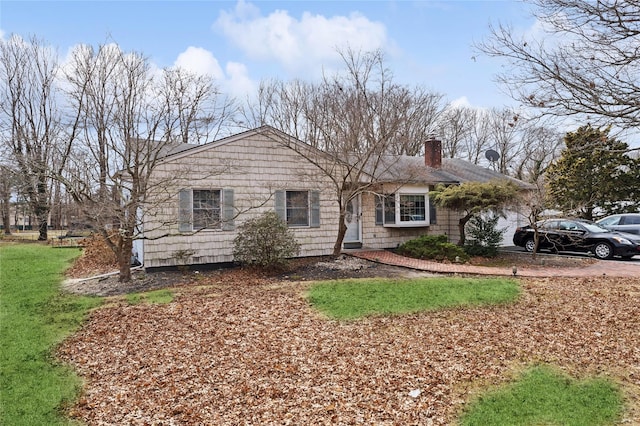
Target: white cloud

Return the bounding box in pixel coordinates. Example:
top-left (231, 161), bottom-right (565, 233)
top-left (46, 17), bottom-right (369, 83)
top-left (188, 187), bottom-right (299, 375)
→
top-left (0, 28), bottom-right (5, 40)
top-left (172, 47), bottom-right (256, 99)
top-left (174, 46), bottom-right (224, 80)
top-left (214, 0), bottom-right (388, 75)
top-left (449, 96), bottom-right (471, 108)
top-left (224, 61), bottom-right (256, 100)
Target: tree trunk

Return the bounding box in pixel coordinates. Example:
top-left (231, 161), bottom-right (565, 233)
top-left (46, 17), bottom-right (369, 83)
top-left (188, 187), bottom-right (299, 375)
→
top-left (50, 182), bottom-right (62, 230)
top-left (118, 236), bottom-right (134, 283)
top-left (34, 202), bottom-right (49, 241)
top-left (457, 214), bottom-right (472, 246)
top-left (38, 219), bottom-right (48, 241)
top-left (333, 213), bottom-right (348, 256)
top-left (2, 194), bottom-right (10, 235)
top-left (458, 220), bottom-right (466, 246)
top-left (34, 174), bottom-right (50, 241)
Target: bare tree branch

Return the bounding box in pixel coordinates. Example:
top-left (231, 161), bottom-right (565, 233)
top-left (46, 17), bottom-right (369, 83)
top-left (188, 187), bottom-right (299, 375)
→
top-left (476, 0), bottom-right (640, 138)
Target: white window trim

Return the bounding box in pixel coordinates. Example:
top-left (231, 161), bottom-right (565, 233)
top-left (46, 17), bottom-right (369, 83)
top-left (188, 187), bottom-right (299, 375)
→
top-left (382, 185), bottom-right (430, 228)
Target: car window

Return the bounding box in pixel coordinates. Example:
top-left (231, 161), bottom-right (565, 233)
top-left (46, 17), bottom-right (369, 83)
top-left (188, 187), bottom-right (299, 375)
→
top-left (559, 220), bottom-right (580, 231)
top-left (583, 222), bottom-right (610, 233)
top-left (541, 220), bottom-right (558, 230)
top-left (598, 216), bottom-right (620, 226)
top-left (623, 215), bottom-right (640, 225)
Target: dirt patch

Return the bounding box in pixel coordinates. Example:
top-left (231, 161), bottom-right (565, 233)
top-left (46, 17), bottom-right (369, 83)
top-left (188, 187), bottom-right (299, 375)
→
top-left (62, 255), bottom-right (429, 296)
top-left (468, 251), bottom-right (597, 268)
top-left (62, 251), bottom-right (597, 297)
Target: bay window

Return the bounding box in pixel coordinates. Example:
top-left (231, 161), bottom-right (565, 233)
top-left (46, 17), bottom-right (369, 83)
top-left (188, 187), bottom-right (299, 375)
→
top-left (375, 187), bottom-right (430, 227)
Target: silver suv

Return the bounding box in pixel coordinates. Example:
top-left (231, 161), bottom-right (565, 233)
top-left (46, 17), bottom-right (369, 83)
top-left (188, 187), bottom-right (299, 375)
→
top-left (597, 213), bottom-right (640, 235)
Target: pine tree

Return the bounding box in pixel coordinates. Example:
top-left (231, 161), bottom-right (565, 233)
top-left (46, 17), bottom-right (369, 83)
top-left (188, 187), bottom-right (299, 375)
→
top-left (431, 180), bottom-right (519, 246)
top-left (546, 125), bottom-right (640, 220)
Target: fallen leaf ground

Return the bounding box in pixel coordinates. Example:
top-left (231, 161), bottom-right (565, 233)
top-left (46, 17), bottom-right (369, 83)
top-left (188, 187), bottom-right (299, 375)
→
top-left (58, 267), bottom-right (640, 425)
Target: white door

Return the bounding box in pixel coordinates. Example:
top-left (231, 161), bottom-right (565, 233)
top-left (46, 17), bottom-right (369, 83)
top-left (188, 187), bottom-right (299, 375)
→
top-left (343, 196), bottom-right (361, 248)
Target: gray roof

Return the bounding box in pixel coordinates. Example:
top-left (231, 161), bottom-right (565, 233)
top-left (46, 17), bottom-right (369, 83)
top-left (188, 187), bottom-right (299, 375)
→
top-left (161, 143), bottom-right (198, 157)
top-left (371, 155), bottom-right (460, 184)
top-left (156, 126), bottom-right (531, 189)
top-left (373, 155), bottom-right (532, 188)
top-left (442, 158), bottom-right (532, 188)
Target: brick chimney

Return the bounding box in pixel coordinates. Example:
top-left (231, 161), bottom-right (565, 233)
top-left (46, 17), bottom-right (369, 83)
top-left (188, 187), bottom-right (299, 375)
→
top-left (424, 138), bottom-right (442, 168)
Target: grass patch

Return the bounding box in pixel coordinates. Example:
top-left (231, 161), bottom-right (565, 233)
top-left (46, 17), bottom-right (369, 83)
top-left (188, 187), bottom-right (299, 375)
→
top-left (0, 244), bottom-right (102, 426)
top-left (307, 277), bottom-right (520, 320)
top-left (125, 288), bottom-right (174, 305)
top-left (458, 365), bottom-right (624, 426)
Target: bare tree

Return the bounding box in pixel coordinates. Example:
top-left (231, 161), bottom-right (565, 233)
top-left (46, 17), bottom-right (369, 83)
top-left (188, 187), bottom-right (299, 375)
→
top-left (477, 0), bottom-right (640, 148)
top-left (465, 108), bottom-right (493, 164)
top-left (159, 67), bottom-right (236, 145)
top-left (435, 105), bottom-right (474, 159)
top-left (517, 175), bottom-right (548, 259)
top-left (513, 124), bottom-right (563, 182)
top-left (63, 43), bottom-right (237, 282)
top-left (243, 49), bottom-right (442, 255)
top-left (0, 164), bottom-right (16, 234)
top-left (0, 35), bottom-right (78, 240)
top-left (486, 108), bottom-right (525, 175)
top-left (386, 87), bottom-right (445, 156)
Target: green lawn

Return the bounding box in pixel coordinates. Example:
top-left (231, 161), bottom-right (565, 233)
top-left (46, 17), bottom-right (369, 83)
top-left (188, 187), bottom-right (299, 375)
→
top-left (0, 244), bottom-right (102, 426)
top-left (307, 276), bottom-right (521, 320)
top-left (459, 365), bottom-right (623, 426)
top-left (126, 288), bottom-right (174, 305)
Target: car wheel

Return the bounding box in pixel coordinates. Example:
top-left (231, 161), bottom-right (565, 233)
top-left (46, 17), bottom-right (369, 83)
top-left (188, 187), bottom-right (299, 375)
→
top-left (524, 238), bottom-right (536, 252)
top-left (593, 242), bottom-right (613, 260)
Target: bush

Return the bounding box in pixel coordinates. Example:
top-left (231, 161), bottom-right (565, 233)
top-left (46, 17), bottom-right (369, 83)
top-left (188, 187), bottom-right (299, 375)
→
top-left (464, 214), bottom-right (505, 257)
top-left (233, 211), bottom-right (300, 269)
top-left (397, 234), bottom-right (469, 262)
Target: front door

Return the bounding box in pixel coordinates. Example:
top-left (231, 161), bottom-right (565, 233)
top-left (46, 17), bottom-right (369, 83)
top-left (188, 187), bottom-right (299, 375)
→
top-left (343, 196), bottom-right (362, 249)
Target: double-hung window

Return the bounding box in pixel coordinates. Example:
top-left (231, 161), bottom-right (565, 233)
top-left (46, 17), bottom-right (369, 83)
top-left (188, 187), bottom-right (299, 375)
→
top-left (399, 194), bottom-right (426, 222)
top-left (286, 191), bottom-right (310, 226)
top-left (192, 189), bottom-right (220, 229)
top-left (178, 188), bottom-right (234, 232)
top-left (275, 190), bottom-right (320, 228)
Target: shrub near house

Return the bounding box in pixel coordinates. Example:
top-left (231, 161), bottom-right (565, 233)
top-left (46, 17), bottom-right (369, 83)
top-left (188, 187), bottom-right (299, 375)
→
top-left (396, 234), bottom-right (469, 262)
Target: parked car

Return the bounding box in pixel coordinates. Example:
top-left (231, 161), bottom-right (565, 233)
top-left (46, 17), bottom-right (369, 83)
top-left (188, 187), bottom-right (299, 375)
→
top-left (596, 213), bottom-right (640, 235)
top-left (513, 218), bottom-right (640, 260)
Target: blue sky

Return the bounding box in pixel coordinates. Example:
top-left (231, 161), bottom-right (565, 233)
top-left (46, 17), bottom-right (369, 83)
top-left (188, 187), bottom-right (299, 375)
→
top-left (1, 0), bottom-right (536, 109)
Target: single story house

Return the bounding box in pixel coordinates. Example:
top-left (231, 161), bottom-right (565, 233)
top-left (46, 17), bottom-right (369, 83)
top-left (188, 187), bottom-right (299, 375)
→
top-left (138, 126), bottom-right (529, 269)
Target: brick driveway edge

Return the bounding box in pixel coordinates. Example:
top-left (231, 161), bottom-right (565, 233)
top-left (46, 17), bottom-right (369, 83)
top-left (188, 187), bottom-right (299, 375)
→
top-left (349, 250), bottom-right (640, 278)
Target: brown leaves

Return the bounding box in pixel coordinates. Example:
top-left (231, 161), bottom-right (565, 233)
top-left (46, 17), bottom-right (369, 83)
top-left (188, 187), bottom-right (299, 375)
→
top-left (58, 274), bottom-right (640, 424)
top-left (65, 234), bottom-right (118, 278)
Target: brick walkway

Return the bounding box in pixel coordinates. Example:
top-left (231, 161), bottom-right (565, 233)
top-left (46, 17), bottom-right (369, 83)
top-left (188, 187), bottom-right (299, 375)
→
top-left (350, 249), bottom-right (640, 278)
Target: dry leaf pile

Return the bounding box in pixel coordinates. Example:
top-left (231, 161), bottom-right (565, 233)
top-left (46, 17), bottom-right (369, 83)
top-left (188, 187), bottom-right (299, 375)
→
top-left (58, 271), bottom-right (640, 425)
top-left (65, 234), bottom-right (118, 278)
